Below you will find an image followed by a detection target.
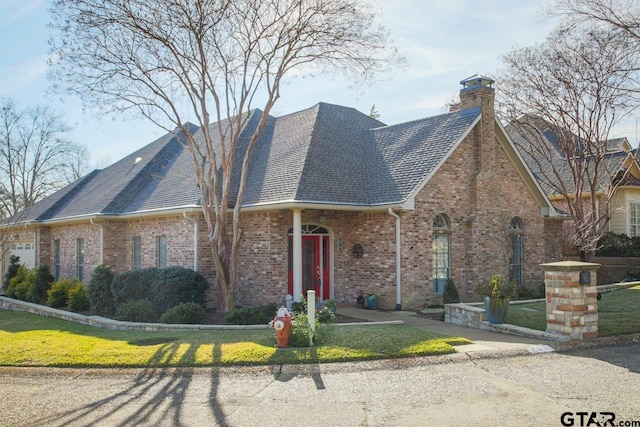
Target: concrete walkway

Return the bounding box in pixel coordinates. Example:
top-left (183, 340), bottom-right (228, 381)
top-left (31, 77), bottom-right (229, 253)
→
top-left (337, 307), bottom-right (558, 357)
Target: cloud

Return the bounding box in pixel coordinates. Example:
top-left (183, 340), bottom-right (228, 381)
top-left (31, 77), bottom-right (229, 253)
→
top-left (0, 55), bottom-right (49, 97)
top-left (1, 0), bottom-right (46, 27)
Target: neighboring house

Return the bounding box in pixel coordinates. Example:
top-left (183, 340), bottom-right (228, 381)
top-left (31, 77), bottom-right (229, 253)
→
top-left (507, 120), bottom-right (640, 247)
top-left (1, 76), bottom-right (564, 310)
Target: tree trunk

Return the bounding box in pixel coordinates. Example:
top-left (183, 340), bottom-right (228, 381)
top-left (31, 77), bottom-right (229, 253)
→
top-left (580, 249), bottom-right (595, 262)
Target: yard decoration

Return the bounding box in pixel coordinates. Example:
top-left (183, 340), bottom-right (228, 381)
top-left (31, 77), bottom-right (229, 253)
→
top-left (367, 294), bottom-right (379, 310)
top-left (475, 274), bottom-right (516, 324)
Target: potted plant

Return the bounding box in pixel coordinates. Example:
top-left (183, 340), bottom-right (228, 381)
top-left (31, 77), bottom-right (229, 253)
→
top-left (367, 294), bottom-right (379, 310)
top-left (475, 274), bottom-right (516, 324)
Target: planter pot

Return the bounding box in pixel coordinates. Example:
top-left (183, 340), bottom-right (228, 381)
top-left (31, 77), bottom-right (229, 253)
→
top-left (367, 295), bottom-right (379, 310)
top-left (483, 296), bottom-right (509, 324)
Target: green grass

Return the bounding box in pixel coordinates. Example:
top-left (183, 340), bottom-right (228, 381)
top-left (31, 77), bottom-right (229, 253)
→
top-left (507, 285), bottom-right (640, 336)
top-left (0, 311), bottom-right (470, 368)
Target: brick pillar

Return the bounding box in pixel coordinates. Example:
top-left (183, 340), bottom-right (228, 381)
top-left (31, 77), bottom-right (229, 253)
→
top-left (541, 261), bottom-right (600, 340)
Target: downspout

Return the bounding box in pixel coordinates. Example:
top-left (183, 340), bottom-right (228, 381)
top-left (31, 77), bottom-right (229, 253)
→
top-left (388, 208), bottom-right (402, 310)
top-left (183, 212), bottom-right (199, 271)
top-left (89, 218), bottom-right (104, 264)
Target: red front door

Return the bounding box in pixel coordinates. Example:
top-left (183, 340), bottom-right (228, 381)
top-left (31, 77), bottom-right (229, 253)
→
top-left (288, 235), bottom-right (330, 301)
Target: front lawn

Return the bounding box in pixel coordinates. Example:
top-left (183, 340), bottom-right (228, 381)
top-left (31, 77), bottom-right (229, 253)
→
top-left (507, 285), bottom-right (640, 336)
top-left (0, 311), bottom-right (470, 367)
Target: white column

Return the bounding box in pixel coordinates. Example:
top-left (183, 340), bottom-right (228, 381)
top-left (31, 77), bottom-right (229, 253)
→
top-left (292, 209), bottom-right (303, 302)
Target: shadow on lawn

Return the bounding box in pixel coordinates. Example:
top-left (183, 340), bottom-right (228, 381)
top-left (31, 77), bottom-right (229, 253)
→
top-left (29, 343), bottom-right (232, 427)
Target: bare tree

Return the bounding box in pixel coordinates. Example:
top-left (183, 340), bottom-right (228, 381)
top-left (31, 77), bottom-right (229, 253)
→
top-left (0, 99), bottom-right (88, 219)
top-left (551, 0), bottom-right (640, 41)
top-left (498, 26), bottom-right (640, 260)
top-left (49, 0), bottom-right (401, 312)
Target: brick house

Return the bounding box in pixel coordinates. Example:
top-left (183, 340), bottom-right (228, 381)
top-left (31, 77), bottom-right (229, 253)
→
top-left (3, 76), bottom-right (563, 310)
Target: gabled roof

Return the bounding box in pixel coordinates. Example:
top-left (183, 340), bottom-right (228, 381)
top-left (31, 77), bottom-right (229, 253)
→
top-left (18, 103), bottom-right (491, 223)
top-left (506, 118), bottom-right (640, 196)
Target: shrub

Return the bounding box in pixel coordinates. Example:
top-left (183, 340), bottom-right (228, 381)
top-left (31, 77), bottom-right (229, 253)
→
top-left (3, 255), bottom-right (21, 290)
top-left (316, 303), bottom-right (336, 324)
top-left (290, 297), bottom-right (336, 323)
top-left (30, 265), bottom-right (54, 304)
top-left (289, 313), bottom-right (326, 347)
top-left (515, 284), bottom-right (545, 300)
top-left (224, 303), bottom-right (277, 325)
top-left (597, 232), bottom-right (640, 257)
top-left (160, 302), bottom-right (206, 324)
top-left (110, 268), bottom-right (156, 310)
top-left (47, 278), bottom-right (81, 308)
top-left (115, 299), bottom-right (157, 322)
top-left (110, 267), bottom-right (209, 315)
top-left (6, 265), bottom-right (34, 301)
top-left (443, 279), bottom-right (460, 304)
top-left (68, 283), bottom-right (90, 312)
top-left (151, 266), bottom-right (209, 315)
top-left (88, 263), bottom-right (115, 315)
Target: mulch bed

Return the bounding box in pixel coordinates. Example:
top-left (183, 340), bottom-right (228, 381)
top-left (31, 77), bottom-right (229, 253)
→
top-left (205, 311), bottom-right (369, 325)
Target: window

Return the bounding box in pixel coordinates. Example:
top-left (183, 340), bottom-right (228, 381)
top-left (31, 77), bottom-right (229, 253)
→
top-left (509, 217), bottom-right (524, 286)
top-left (156, 236), bottom-right (167, 268)
top-left (76, 238), bottom-right (84, 282)
top-left (132, 236), bottom-right (142, 269)
top-left (432, 214), bottom-right (450, 294)
top-left (54, 239), bottom-right (61, 281)
top-left (631, 202), bottom-right (640, 237)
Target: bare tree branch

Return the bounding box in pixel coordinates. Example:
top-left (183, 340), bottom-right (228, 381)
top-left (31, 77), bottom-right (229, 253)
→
top-left (498, 26), bottom-right (640, 260)
top-left (49, 0), bottom-right (402, 311)
top-left (0, 100), bottom-right (88, 219)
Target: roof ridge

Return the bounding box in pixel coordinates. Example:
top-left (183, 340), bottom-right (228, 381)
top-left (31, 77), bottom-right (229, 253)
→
top-left (370, 107), bottom-right (478, 131)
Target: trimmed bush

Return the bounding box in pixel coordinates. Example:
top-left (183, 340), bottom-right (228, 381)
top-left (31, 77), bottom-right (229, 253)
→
top-left (47, 278), bottom-right (81, 308)
top-left (30, 265), bottom-right (54, 304)
top-left (88, 263), bottom-right (115, 315)
top-left (110, 267), bottom-right (209, 315)
top-left (3, 255), bottom-right (21, 290)
top-left (443, 279), bottom-right (460, 304)
top-left (224, 303), bottom-right (277, 325)
top-left (152, 266), bottom-right (209, 315)
top-left (110, 268), bottom-right (156, 310)
top-left (160, 302), bottom-right (206, 324)
top-left (6, 266), bottom-right (34, 301)
top-left (597, 232), bottom-right (640, 257)
top-left (68, 283), bottom-right (90, 312)
top-left (115, 299), bottom-right (157, 323)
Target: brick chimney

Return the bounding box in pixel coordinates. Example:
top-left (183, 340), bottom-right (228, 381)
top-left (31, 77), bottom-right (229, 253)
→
top-left (458, 75), bottom-right (495, 114)
top-left (458, 75), bottom-right (497, 179)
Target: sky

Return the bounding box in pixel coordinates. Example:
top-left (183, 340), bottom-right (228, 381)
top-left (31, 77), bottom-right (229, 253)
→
top-left (0, 0), bottom-right (604, 169)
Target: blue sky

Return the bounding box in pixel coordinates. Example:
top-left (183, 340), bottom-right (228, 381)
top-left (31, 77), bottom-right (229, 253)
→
top-left (0, 0), bottom-right (578, 167)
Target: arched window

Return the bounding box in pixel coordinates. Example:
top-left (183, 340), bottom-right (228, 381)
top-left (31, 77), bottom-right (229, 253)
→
top-left (510, 217), bottom-right (524, 286)
top-left (432, 214), bottom-right (450, 293)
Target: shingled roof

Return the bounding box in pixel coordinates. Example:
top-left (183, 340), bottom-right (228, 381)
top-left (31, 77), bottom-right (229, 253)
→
top-left (20, 103), bottom-right (483, 223)
top-left (507, 118), bottom-right (638, 196)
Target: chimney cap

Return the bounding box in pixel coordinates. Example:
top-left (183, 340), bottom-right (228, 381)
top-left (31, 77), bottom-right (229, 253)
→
top-left (460, 74), bottom-right (495, 90)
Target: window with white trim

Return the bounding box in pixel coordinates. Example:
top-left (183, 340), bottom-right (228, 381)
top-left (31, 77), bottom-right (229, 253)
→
top-left (156, 236), bottom-right (167, 268)
top-left (432, 214), bottom-right (450, 294)
top-left (132, 236), bottom-right (142, 269)
top-left (631, 202), bottom-right (640, 237)
top-left (54, 239), bottom-right (61, 281)
top-left (76, 238), bottom-right (84, 282)
top-left (509, 217), bottom-right (524, 286)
